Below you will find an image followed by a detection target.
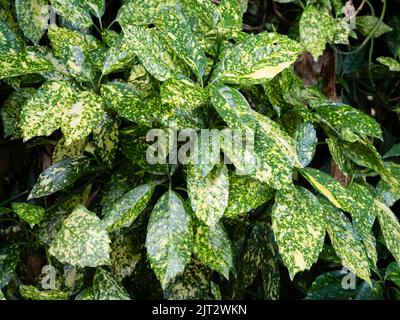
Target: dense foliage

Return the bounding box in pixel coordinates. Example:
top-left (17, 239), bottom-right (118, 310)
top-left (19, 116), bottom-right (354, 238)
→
top-left (1, 0), bottom-right (400, 300)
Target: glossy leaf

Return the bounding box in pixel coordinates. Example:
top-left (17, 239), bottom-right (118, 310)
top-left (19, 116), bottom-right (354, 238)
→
top-left (272, 186), bottom-right (325, 279)
top-left (299, 5), bottom-right (336, 58)
top-left (28, 156), bottom-right (90, 199)
top-left (93, 115), bottom-right (119, 165)
top-left (19, 285), bottom-right (69, 300)
top-left (224, 173), bottom-right (274, 218)
top-left (322, 198), bottom-right (371, 283)
top-left (356, 16), bottom-right (392, 38)
top-left (213, 32), bottom-right (303, 84)
top-left (0, 244), bottom-right (20, 289)
top-left (294, 122), bottom-right (317, 168)
top-left (146, 190), bottom-right (194, 289)
top-left (377, 57), bottom-right (400, 72)
top-left (49, 205), bottom-right (111, 267)
top-left (11, 202), bottom-right (45, 226)
top-left (93, 269), bottom-right (130, 300)
top-left (188, 164), bottom-right (229, 227)
top-left (194, 222), bottom-right (233, 279)
top-left (15, 0), bottom-right (49, 44)
top-left (102, 184), bottom-right (154, 233)
top-left (61, 91), bottom-right (105, 145)
top-left (20, 81), bottom-right (76, 141)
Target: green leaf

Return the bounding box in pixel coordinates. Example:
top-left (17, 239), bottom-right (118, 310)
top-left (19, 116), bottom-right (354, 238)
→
top-left (383, 144), bottom-right (400, 159)
top-left (11, 202), bottom-right (45, 225)
top-left (299, 5), bottom-right (336, 58)
top-left (322, 198), bottom-right (371, 282)
top-left (0, 290), bottom-right (4, 300)
top-left (377, 57), bottom-right (400, 72)
top-left (355, 280), bottom-right (384, 300)
top-left (224, 173), bottom-right (274, 218)
top-left (160, 76), bottom-right (208, 110)
top-left (356, 16), bottom-right (393, 38)
top-left (0, 244), bottom-right (20, 289)
top-left (15, 0), bottom-right (49, 44)
top-left (194, 221), bottom-right (233, 279)
top-left (116, 0), bottom-right (171, 27)
top-left (188, 164), bottom-right (229, 226)
top-left (20, 81), bottom-right (76, 141)
top-left (0, 19), bottom-right (23, 53)
top-left (272, 186), bottom-right (325, 279)
top-left (146, 190), bottom-right (194, 289)
top-left (102, 184), bottom-right (154, 233)
top-left (110, 234), bottom-right (141, 281)
top-left (345, 183), bottom-right (376, 239)
top-left (75, 287), bottom-right (94, 300)
top-left (218, 0), bottom-right (247, 33)
top-left (61, 91), bottom-right (105, 145)
top-left (28, 156), bottom-right (90, 199)
top-left (19, 285), bottom-right (69, 300)
top-left (1, 88), bottom-right (35, 139)
top-left (52, 137), bottom-right (87, 163)
top-left (374, 199), bottom-right (400, 263)
top-left (49, 205), bottom-right (111, 267)
top-left (51, 0), bottom-right (93, 32)
top-left (314, 102), bottom-right (382, 140)
top-left (376, 162), bottom-right (400, 207)
top-left (92, 115), bottom-right (119, 165)
top-left (305, 271), bottom-right (357, 300)
top-left (93, 269), bottom-right (130, 300)
top-left (0, 50), bottom-right (54, 79)
top-left (100, 81), bottom-right (152, 126)
top-left (102, 35), bottom-right (137, 75)
top-left (385, 262), bottom-right (400, 287)
top-left (158, 4), bottom-right (207, 80)
top-left (294, 122), bottom-right (317, 168)
top-left (123, 25), bottom-right (181, 81)
top-left (163, 259), bottom-right (212, 300)
top-left (213, 32), bottom-right (302, 84)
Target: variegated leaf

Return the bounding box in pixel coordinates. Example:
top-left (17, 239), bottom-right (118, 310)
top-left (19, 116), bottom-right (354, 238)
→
top-left (294, 122), bottom-right (317, 168)
top-left (51, 0), bottom-right (93, 32)
top-left (158, 4), bottom-right (207, 80)
top-left (127, 63), bottom-right (158, 98)
top-left (322, 198), bottom-right (371, 283)
top-left (194, 221), bottom-right (233, 279)
top-left (376, 162), bottom-right (400, 207)
top-left (314, 102), bottom-right (382, 140)
top-left (102, 35), bottom-right (137, 75)
top-left (218, 0), bottom-right (247, 33)
top-left (385, 262), bottom-right (400, 287)
top-left (377, 57), bottom-right (400, 72)
top-left (15, 0), bottom-right (49, 44)
top-left (75, 287), bottom-right (94, 300)
top-left (146, 190), bottom-right (194, 289)
top-left (19, 285), bottom-right (69, 300)
top-left (102, 184), bottom-right (154, 233)
top-left (163, 259), bottom-right (212, 300)
top-left (374, 199), bottom-right (400, 263)
top-left (299, 5), bottom-right (336, 58)
top-left (188, 164), bottom-right (229, 226)
top-left (11, 202), bottom-right (45, 226)
top-left (213, 32), bottom-right (303, 84)
top-left (0, 50), bottom-right (54, 79)
top-left (161, 76), bottom-right (208, 110)
top-left (100, 81), bottom-right (152, 126)
top-left (20, 81), bottom-right (76, 141)
top-left (0, 244), bottom-right (20, 289)
top-left (93, 269), bottom-right (130, 300)
top-left (224, 173), bottom-right (274, 218)
top-left (92, 114), bottom-right (119, 165)
top-left (52, 137), bottom-right (87, 163)
top-left (49, 205), bottom-right (111, 267)
top-left (110, 234), bottom-right (141, 281)
top-left (28, 156), bottom-right (90, 199)
top-left (0, 19), bottom-right (22, 53)
top-left (123, 25), bottom-right (180, 81)
top-left (272, 186), bottom-right (325, 279)
top-left (61, 91), bottom-right (105, 145)
top-left (1, 88), bottom-right (35, 139)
